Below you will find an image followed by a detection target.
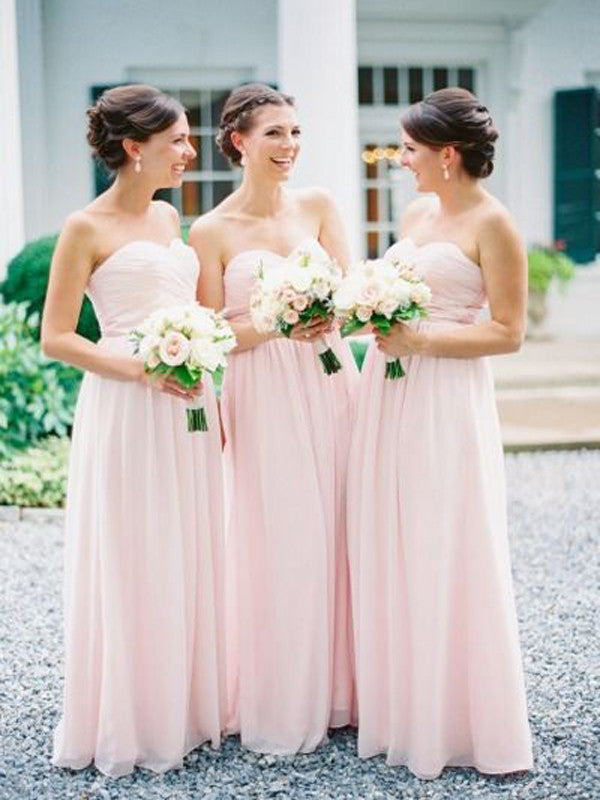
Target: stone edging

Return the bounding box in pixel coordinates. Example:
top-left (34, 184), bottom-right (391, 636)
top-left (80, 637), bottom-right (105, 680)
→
top-left (0, 506), bottom-right (65, 523)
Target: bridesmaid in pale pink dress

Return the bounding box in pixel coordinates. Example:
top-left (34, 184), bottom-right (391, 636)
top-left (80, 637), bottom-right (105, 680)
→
top-left (347, 88), bottom-right (533, 778)
top-left (189, 84), bottom-right (357, 754)
top-left (42, 86), bottom-right (226, 776)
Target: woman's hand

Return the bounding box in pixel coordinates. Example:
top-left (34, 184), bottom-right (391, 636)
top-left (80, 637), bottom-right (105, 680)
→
top-left (137, 363), bottom-right (203, 401)
top-left (375, 323), bottom-right (427, 357)
top-left (289, 314), bottom-right (334, 343)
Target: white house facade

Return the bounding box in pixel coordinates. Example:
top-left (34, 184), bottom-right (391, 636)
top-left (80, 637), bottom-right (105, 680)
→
top-left (1, 0), bottom-right (599, 275)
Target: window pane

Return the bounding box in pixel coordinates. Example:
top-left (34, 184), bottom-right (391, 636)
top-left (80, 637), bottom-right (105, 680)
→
top-left (182, 181), bottom-right (202, 216)
top-left (213, 180), bottom-right (234, 206)
top-left (210, 90), bottom-right (229, 128)
top-left (201, 135), bottom-right (213, 170)
top-left (383, 67), bottom-right (398, 105)
top-left (212, 137), bottom-right (231, 172)
top-left (367, 231), bottom-right (378, 259)
top-left (180, 90), bottom-right (202, 127)
top-left (358, 67), bottom-right (374, 105)
top-left (408, 68), bottom-right (423, 104)
top-left (433, 68), bottom-right (448, 91)
top-left (458, 68), bottom-right (474, 93)
top-left (366, 188), bottom-right (379, 223)
top-left (187, 135), bottom-right (200, 171)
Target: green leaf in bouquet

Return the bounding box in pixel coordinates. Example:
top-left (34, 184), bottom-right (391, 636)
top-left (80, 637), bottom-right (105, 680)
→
top-left (341, 317), bottom-right (367, 337)
top-left (299, 302), bottom-right (329, 324)
top-left (173, 363), bottom-right (201, 389)
top-left (371, 314), bottom-right (392, 334)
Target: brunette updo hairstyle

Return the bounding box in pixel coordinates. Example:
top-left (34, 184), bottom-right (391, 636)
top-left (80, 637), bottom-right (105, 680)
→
top-left (216, 83), bottom-right (295, 166)
top-left (401, 88), bottom-right (498, 179)
top-left (86, 84), bottom-right (185, 172)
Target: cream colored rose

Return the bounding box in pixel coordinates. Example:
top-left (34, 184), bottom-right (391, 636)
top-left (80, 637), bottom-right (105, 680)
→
top-left (158, 331), bottom-right (191, 366)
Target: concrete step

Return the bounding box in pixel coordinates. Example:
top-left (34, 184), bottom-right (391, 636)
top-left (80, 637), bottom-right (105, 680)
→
top-left (496, 386), bottom-right (600, 451)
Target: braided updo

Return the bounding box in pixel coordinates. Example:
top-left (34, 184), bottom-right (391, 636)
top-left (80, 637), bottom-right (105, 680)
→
top-left (216, 83), bottom-right (295, 166)
top-left (86, 85), bottom-right (185, 172)
top-left (401, 88), bottom-right (498, 179)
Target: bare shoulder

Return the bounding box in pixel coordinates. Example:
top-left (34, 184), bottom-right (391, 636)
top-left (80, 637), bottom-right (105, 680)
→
top-left (189, 208), bottom-right (226, 241)
top-left (477, 197), bottom-right (522, 245)
top-left (59, 210), bottom-right (99, 252)
top-left (151, 199), bottom-right (180, 231)
top-left (400, 195), bottom-right (437, 233)
top-left (295, 186), bottom-right (337, 213)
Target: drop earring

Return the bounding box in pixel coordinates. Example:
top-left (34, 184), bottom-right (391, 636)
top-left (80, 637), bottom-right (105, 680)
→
top-left (134, 158), bottom-right (142, 174)
top-left (442, 164), bottom-right (450, 181)
top-left (240, 152), bottom-right (247, 167)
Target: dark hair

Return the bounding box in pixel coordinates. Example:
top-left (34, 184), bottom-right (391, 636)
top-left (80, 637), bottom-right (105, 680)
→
top-left (216, 83), bottom-right (295, 166)
top-left (86, 84), bottom-right (185, 171)
top-left (400, 88), bottom-right (498, 178)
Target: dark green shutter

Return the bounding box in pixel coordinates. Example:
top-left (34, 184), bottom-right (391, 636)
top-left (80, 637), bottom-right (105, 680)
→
top-left (554, 87), bottom-right (600, 263)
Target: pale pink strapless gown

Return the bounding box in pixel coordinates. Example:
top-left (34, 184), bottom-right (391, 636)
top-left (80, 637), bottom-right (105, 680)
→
top-left (222, 237), bottom-right (358, 753)
top-left (347, 238), bottom-right (533, 779)
top-left (52, 240), bottom-right (226, 777)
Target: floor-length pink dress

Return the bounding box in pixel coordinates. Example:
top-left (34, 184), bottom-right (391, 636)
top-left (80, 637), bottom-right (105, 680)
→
top-left (52, 239), bottom-right (226, 777)
top-left (347, 238), bottom-right (533, 779)
top-left (221, 237), bottom-right (357, 754)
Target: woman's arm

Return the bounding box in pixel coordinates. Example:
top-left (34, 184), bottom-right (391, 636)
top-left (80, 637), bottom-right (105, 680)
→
top-left (190, 216), bottom-right (331, 353)
top-left (376, 210), bottom-right (527, 359)
top-left (41, 211), bottom-right (197, 400)
top-left (313, 188), bottom-right (351, 273)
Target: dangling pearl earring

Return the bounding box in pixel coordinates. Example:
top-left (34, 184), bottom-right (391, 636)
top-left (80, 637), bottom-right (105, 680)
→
top-left (240, 152), bottom-right (247, 167)
top-left (134, 158), bottom-right (142, 174)
top-left (442, 165), bottom-right (450, 181)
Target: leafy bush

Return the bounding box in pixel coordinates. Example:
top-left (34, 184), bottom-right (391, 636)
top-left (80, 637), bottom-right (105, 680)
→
top-left (0, 235), bottom-right (100, 342)
top-left (528, 245), bottom-right (576, 294)
top-left (0, 436), bottom-right (69, 508)
top-left (0, 302), bottom-right (82, 456)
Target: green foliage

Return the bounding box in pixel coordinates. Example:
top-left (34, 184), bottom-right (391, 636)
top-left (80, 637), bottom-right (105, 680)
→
top-left (0, 234), bottom-right (100, 342)
top-left (0, 301), bottom-right (82, 456)
top-left (528, 246), bottom-right (576, 295)
top-left (0, 436), bottom-right (69, 508)
top-left (349, 338), bottom-right (368, 370)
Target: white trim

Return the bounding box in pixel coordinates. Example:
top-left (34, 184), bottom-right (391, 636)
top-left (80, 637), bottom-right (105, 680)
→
top-left (0, 0), bottom-right (25, 276)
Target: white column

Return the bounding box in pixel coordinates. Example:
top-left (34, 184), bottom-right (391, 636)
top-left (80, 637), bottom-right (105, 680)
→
top-left (0, 0), bottom-right (25, 278)
top-left (278, 0), bottom-right (361, 259)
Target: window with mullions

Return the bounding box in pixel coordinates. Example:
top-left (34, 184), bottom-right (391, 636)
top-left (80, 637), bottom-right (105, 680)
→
top-left (90, 85), bottom-right (240, 221)
top-left (357, 66), bottom-right (476, 106)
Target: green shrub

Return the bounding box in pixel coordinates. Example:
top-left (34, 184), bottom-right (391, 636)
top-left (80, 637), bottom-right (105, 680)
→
top-left (528, 246), bottom-right (576, 294)
top-left (0, 235), bottom-right (100, 342)
top-left (0, 436), bottom-right (69, 508)
top-left (0, 301), bottom-right (82, 456)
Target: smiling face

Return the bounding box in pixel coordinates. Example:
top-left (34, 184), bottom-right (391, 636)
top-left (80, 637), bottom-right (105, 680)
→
top-left (131, 113), bottom-right (196, 188)
top-left (235, 104), bottom-right (301, 181)
top-left (400, 129), bottom-right (450, 193)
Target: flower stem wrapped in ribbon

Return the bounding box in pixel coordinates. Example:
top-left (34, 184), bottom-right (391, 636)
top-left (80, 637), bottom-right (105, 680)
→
top-left (250, 247), bottom-right (343, 375)
top-left (333, 256), bottom-right (431, 379)
top-left (131, 304), bottom-right (236, 431)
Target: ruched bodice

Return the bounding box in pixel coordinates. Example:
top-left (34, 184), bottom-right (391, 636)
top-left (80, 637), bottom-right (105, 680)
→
top-left (386, 237), bottom-right (486, 325)
top-left (87, 239), bottom-right (199, 340)
top-left (223, 237), bottom-right (327, 320)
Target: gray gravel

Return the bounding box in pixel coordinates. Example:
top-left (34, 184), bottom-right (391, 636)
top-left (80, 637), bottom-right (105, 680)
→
top-left (1, 449), bottom-right (599, 800)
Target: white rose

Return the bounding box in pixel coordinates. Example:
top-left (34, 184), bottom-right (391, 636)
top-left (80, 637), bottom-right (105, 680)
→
top-left (289, 268), bottom-right (312, 293)
top-left (283, 308), bottom-right (300, 326)
top-left (410, 284), bottom-right (432, 306)
top-left (356, 306), bottom-right (372, 323)
top-left (158, 331), bottom-right (191, 366)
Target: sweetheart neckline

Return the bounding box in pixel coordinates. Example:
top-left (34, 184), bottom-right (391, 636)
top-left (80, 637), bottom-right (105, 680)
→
top-left (91, 238), bottom-right (191, 277)
top-left (225, 236), bottom-right (324, 270)
top-left (395, 237), bottom-right (481, 271)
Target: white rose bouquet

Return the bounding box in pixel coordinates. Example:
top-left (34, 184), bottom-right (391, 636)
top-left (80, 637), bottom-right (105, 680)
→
top-left (130, 303), bottom-right (236, 431)
top-left (333, 255), bottom-right (431, 379)
top-left (249, 247), bottom-right (343, 375)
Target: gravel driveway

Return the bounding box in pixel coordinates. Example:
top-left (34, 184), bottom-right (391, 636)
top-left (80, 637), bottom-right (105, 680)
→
top-left (1, 450), bottom-right (599, 799)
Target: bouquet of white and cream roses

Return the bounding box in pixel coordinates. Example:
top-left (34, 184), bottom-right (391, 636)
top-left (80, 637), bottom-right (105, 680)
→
top-left (333, 255), bottom-right (431, 379)
top-left (249, 247), bottom-right (343, 375)
top-left (131, 304), bottom-right (236, 431)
